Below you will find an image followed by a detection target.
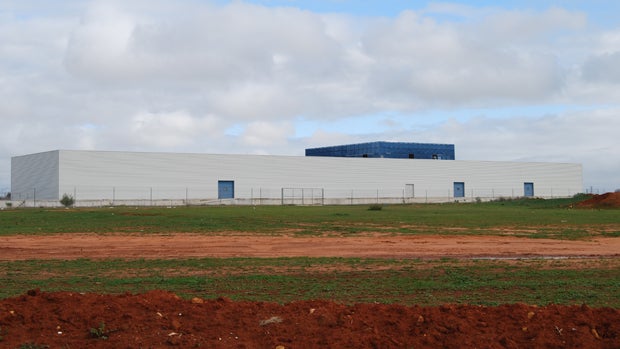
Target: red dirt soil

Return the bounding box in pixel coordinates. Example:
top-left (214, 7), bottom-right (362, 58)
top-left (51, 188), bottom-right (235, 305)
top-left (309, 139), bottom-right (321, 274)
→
top-left (576, 192), bottom-right (620, 209)
top-left (1, 289), bottom-right (618, 349)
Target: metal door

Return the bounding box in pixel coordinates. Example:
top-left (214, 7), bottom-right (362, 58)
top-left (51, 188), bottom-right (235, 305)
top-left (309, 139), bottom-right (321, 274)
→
top-left (218, 180), bottom-right (234, 199)
top-left (405, 184), bottom-right (415, 198)
top-left (524, 182), bottom-right (534, 197)
top-left (453, 182), bottom-right (465, 198)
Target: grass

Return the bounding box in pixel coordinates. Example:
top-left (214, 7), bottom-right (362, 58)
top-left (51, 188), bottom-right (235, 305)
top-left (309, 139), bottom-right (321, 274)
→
top-left (0, 257), bottom-right (618, 307)
top-left (0, 196), bottom-right (618, 308)
top-left (0, 196), bottom-right (618, 238)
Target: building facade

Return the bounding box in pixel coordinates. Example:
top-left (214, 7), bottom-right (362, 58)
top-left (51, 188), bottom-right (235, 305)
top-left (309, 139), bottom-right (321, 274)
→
top-left (306, 141), bottom-right (455, 160)
top-left (11, 150), bottom-right (582, 206)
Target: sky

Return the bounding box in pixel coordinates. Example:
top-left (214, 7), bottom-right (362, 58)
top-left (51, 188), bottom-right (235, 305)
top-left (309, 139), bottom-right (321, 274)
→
top-left (1, 0), bottom-right (619, 194)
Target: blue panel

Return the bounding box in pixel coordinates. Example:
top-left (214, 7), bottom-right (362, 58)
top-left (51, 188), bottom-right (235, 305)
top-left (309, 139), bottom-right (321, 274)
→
top-left (218, 180), bottom-right (234, 199)
top-left (453, 182), bottom-right (465, 198)
top-left (524, 182), bottom-right (534, 197)
top-left (305, 141), bottom-right (455, 160)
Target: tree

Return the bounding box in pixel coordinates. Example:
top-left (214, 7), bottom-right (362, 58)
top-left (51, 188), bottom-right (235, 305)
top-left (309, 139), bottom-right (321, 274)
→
top-left (60, 193), bottom-right (75, 208)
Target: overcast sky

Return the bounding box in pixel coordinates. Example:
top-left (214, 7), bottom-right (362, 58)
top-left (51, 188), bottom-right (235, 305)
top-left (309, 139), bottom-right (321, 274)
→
top-left (1, 0), bottom-right (619, 194)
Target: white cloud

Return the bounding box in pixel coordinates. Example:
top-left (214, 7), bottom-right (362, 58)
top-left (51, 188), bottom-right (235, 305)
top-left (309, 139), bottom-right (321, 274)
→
top-left (127, 110), bottom-right (215, 148)
top-left (240, 121), bottom-right (294, 148)
top-left (582, 51), bottom-right (620, 83)
top-left (63, 2), bottom-right (138, 81)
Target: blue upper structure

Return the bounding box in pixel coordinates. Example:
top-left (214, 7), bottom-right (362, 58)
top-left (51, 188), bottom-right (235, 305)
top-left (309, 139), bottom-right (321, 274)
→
top-left (305, 141), bottom-right (455, 160)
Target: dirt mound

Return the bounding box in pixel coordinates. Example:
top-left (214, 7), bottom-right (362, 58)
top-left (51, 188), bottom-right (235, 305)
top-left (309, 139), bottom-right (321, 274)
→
top-left (1, 290), bottom-right (618, 348)
top-left (576, 192), bottom-right (620, 209)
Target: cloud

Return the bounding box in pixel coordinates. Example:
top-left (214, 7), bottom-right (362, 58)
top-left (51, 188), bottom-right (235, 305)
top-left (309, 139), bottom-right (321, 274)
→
top-left (240, 120), bottom-right (295, 149)
top-left (582, 51), bottom-right (620, 83)
top-left (64, 1), bottom-right (342, 84)
top-left (361, 9), bottom-right (579, 108)
top-left (59, 2), bottom-right (591, 113)
top-left (126, 110), bottom-right (222, 149)
top-left (63, 2), bottom-right (138, 81)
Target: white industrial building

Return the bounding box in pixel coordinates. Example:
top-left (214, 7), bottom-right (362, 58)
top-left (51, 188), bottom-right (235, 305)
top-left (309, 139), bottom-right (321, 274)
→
top-left (10, 149), bottom-right (582, 206)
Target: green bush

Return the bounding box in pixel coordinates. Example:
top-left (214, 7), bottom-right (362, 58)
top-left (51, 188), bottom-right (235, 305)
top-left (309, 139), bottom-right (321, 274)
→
top-left (89, 322), bottom-right (109, 340)
top-left (59, 194), bottom-right (75, 208)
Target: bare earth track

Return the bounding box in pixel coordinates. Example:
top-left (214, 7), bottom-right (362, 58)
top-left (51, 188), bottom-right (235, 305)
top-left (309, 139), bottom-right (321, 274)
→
top-left (1, 233), bottom-right (619, 260)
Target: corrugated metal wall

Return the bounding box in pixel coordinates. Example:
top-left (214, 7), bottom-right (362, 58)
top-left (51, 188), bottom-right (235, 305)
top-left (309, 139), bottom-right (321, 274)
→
top-left (11, 150), bottom-right (583, 202)
top-left (22, 150), bottom-right (582, 201)
top-left (11, 150), bottom-right (59, 201)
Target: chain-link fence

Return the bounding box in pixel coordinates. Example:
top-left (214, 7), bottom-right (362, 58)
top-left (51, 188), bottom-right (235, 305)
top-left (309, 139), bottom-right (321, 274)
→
top-left (4, 184), bottom-right (584, 208)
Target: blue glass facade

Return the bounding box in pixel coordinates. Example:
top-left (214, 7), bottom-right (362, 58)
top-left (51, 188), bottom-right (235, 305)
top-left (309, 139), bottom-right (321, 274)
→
top-left (305, 141), bottom-right (455, 160)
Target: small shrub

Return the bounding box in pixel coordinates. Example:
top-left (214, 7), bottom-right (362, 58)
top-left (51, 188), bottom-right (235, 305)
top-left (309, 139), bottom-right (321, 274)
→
top-left (89, 322), bottom-right (109, 340)
top-left (59, 194), bottom-right (75, 208)
top-left (368, 204), bottom-right (383, 211)
top-left (5, 202), bottom-right (11, 208)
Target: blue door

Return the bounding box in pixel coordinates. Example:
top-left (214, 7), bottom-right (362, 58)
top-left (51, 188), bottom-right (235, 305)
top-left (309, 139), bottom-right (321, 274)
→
top-left (453, 182), bottom-right (465, 198)
top-left (218, 180), bottom-right (234, 199)
top-left (524, 182), bottom-right (534, 197)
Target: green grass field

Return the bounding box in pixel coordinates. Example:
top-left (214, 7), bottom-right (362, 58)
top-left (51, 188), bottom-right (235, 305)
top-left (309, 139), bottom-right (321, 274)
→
top-left (1, 257), bottom-right (619, 307)
top-left (1, 195), bottom-right (618, 238)
top-left (1, 196), bottom-right (619, 307)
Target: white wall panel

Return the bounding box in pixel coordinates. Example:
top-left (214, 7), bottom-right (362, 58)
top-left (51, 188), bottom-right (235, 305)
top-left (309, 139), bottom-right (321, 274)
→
top-left (11, 150), bottom-right (59, 200)
top-left (11, 149), bottom-right (582, 202)
top-left (47, 150), bottom-right (582, 201)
